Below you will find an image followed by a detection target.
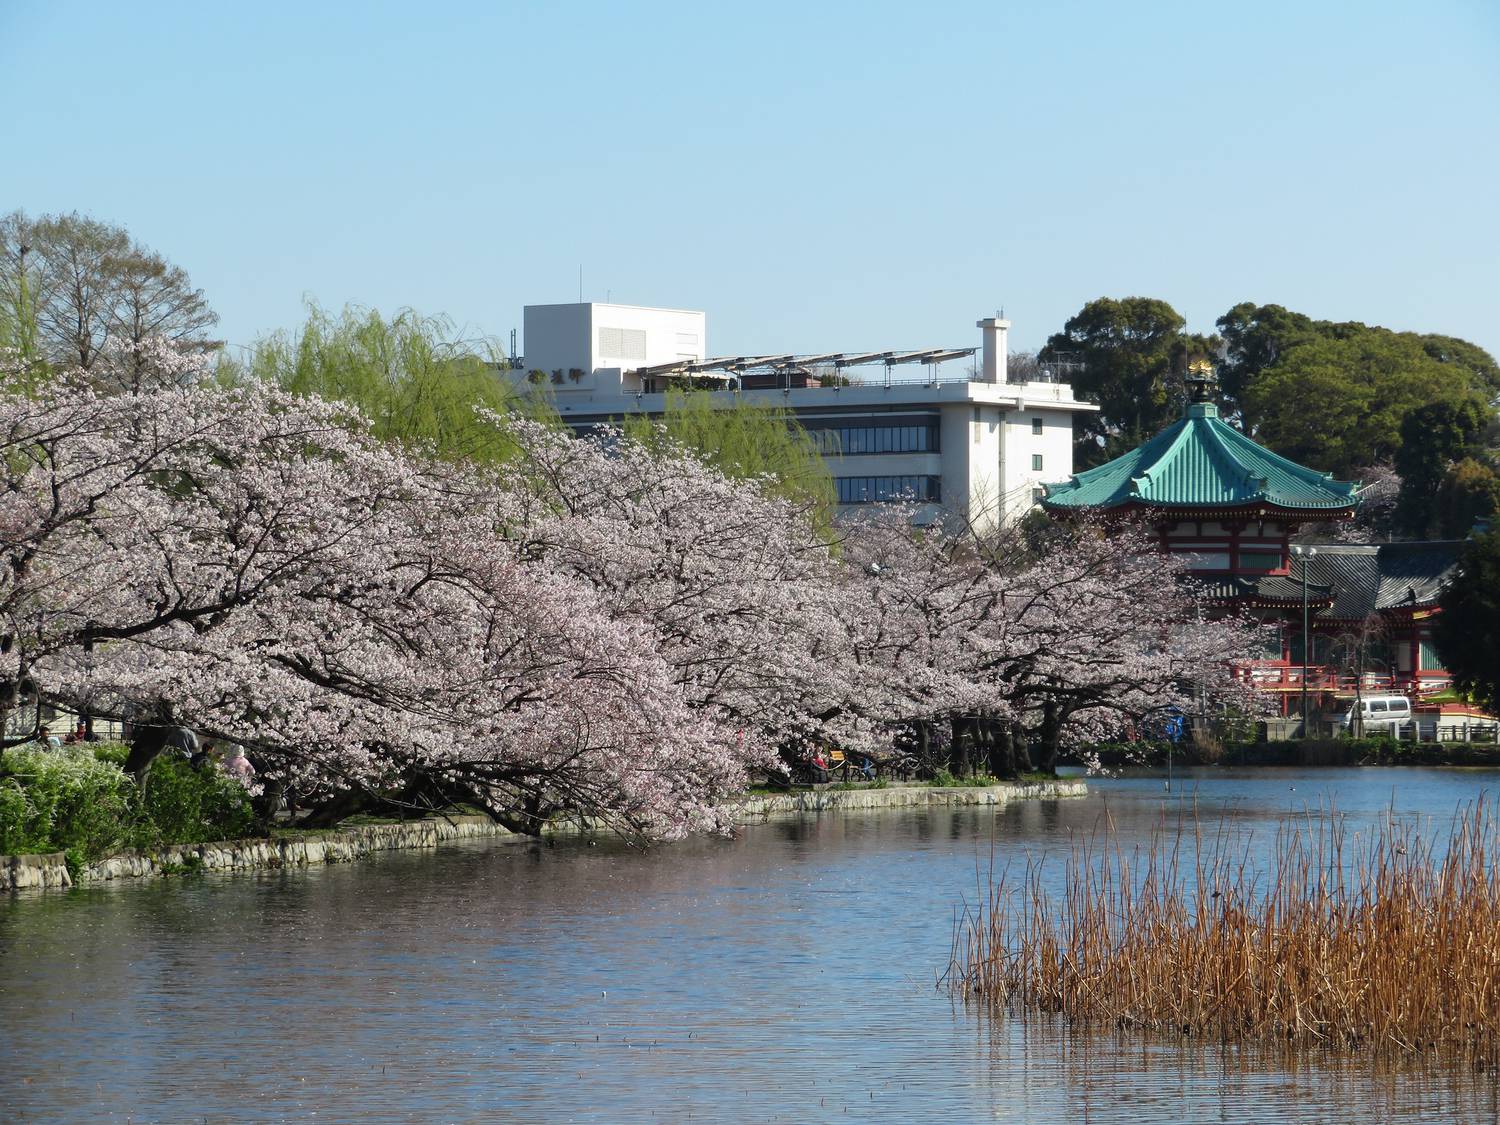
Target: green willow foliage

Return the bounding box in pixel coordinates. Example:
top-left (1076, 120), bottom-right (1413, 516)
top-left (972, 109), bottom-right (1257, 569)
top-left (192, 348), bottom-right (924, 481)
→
top-left (622, 389), bottom-right (835, 527)
top-left (231, 302), bottom-right (556, 464)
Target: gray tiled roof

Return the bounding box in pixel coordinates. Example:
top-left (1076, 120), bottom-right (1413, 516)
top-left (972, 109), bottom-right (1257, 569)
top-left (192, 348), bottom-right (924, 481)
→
top-left (1285, 541), bottom-right (1463, 620)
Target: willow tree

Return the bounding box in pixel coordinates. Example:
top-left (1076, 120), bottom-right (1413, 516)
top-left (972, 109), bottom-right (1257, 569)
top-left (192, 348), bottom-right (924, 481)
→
top-left (622, 389), bottom-right (835, 525)
top-left (235, 302), bottom-right (551, 464)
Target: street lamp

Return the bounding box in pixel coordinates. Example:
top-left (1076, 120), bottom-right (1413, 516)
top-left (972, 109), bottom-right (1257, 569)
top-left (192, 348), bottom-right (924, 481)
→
top-left (1291, 545), bottom-right (1318, 738)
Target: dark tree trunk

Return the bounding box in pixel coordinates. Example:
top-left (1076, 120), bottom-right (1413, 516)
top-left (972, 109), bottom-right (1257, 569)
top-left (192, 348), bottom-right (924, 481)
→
top-left (296, 786), bottom-right (370, 828)
top-left (124, 726), bottom-right (169, 776)
top-left (949, 715), bottom-right (972, 778)
top-left (985, 717), bottom-right (1028, 779)
top-left (1036, 701), bottom-right (1063, 776)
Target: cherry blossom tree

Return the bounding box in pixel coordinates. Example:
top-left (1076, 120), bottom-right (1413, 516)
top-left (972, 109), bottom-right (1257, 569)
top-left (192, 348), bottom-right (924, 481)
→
top-left (1, 338), bottom-right (1270, 842)
top-left (969, 517), bottom-right (1265, 772)
top-left (477, 415), bottom-right (867, 766)
top-left (1, 345), bottom-right (762, 839)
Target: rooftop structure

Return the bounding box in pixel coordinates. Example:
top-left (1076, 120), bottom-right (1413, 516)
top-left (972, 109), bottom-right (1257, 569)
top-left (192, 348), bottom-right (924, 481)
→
top-left (505, 302), bottom-right (1098, 533)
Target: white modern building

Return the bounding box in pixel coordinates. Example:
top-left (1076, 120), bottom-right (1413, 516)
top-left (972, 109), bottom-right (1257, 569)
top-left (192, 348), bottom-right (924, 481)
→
top-left (505, 302), bottom-right (1097, 533)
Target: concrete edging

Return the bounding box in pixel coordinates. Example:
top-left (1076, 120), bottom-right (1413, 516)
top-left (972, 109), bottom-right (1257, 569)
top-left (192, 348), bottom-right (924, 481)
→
top-left (1, 781), bottom-right (1088, 892)
top-left (730, 780), bottom-right (1088, 820)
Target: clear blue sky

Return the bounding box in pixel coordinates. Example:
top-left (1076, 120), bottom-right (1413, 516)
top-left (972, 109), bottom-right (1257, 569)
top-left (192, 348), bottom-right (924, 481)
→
top-left (3, 0), bottom-right (1497, 361)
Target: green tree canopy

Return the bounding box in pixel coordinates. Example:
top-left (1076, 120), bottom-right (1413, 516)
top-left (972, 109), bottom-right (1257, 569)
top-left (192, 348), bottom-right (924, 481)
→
top-left (1433, 458), bottom-right (1500, 539)
top-left (1214, 302), bottom-right (1320, 427)
top-left (1418, 334), bottom-right (1500, 400)
top-left (1241, 331), bottom-right (1482, 478)
top-left (231, 302), bottom-right (547, 464)
top-left (1041, 297), bottom-right (1217, 467)
top-left (1433, 529), bottom-right (1500, 711)
top-left (622, 389), bottom-right (834, 524)
top-left (1393, 397), bottom-right (1492, 535)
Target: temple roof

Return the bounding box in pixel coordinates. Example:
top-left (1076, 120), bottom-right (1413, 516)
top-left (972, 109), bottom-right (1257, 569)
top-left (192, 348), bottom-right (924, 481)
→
top-left (1042, 402), bottom-right (1360, 514)
top-left (1196, 575), bottom-right (1334, 607)
top-left (1301, 541), bottom-right (1464, 619)
top-left (1203, 541), bottom-right (1463, 618)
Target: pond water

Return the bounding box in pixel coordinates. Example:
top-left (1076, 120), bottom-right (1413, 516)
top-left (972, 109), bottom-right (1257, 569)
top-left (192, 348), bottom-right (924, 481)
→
top-left (4, 767), bottom-right (1500, 1123)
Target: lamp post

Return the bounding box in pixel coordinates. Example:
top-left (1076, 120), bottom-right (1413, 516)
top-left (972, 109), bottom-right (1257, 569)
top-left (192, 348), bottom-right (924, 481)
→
top-left (1291, 545), bottom-right (1318, 738)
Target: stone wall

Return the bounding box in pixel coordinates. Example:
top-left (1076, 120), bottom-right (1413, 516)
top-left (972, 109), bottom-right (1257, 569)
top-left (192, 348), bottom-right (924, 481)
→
top-left (1, 781), bottom-right (1088, 893)
top-left (731, 780), bottom-right (1088, 821)
top-left (1, 850), bottom-right (75, 891)
top-left (0, 815), bottom-right (515, 893)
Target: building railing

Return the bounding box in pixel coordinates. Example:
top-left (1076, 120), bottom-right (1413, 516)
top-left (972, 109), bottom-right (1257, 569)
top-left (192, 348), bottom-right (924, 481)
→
top-left (1240, 662), bottom-right (1452, 696)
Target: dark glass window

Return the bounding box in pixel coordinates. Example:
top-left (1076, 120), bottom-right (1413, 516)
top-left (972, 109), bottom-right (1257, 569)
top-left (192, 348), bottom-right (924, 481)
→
top-left (834, 475), bottom-right (942, 504)
top-left (1240, 551), bottom-right (1283, 571)
top-left (809, 422), bottom-right (939, 456)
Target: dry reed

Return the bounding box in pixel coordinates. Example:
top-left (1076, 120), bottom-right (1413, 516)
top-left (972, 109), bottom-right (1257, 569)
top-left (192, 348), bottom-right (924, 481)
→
top-left (950, 799), bottom-right (1500, 1062)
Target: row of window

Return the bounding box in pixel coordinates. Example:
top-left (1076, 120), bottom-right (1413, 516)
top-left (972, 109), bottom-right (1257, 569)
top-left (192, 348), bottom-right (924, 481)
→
top-left (835, 476), bottom-right (942, 504)
top-left (808, 424), bottom-right (939, 455)
top-left (804, 419), bottom-right (1049, 459)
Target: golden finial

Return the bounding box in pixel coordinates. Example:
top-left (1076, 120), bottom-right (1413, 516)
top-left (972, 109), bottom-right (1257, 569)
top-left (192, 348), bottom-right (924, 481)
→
top-left (1184, 357), bottom-right (1216, 404)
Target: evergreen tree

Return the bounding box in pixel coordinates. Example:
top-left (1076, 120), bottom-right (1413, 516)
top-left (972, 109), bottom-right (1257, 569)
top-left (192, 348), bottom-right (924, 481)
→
top-left (1433, 529), bottom-right (1500, 711)
top-left (1393, 397), bottom-right (1491, 536)
top-left (1433, 458), bottom-right (1500, 539)
top-left (1040, 297), bottom-right (1217, 468)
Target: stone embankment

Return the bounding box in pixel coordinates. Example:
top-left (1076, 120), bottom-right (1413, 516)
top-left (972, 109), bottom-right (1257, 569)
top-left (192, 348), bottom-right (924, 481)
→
top-left (732, 779), bottom-right (1088, 820)
top-left (1, 780), bottom-right (1087, 892)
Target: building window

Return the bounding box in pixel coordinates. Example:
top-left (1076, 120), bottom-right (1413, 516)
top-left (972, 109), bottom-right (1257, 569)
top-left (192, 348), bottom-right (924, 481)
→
top-left (1240, 551), bottom-right (1283, 571)
top-left (1419, 641), bottom-right (1445, 672)
top-left (1031, 487), bottom-right (1044, 503)
top-left (835, 475), bottom-right (942, 504)
top-left (1031, 417), bottom-right (1043, 436)
top-left (1031, 454), bottom-right (1044, 472)
top-left (973, 406), bottom-right (982, 444)
top-left (1185, 550), bottom-right (1232, 571)
top-left (809, 423), bottom-right (939, 456)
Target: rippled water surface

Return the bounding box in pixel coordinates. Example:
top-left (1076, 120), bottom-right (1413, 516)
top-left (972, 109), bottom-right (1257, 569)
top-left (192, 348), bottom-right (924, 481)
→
top-left (5, 767), bottom-right (1500, 1123)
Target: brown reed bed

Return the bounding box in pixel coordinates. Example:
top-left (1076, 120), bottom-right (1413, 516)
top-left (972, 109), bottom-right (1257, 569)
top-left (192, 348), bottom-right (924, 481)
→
top-left (949, 799), bottom-right (1500, 1063)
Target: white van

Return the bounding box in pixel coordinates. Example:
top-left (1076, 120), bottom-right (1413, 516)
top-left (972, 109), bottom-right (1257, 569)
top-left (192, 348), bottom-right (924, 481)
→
top-left (1337, 695), bottom-right (1412, 734)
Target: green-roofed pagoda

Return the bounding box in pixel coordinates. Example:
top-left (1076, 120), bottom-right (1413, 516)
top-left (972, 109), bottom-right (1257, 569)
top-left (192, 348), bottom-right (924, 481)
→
top-left (1042, 368), bottom-right (1357, 589)
top-left (1039, 365), bottom-right (1483, 728)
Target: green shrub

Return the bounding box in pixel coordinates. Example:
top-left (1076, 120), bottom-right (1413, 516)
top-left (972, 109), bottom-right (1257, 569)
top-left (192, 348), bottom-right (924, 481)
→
top-left (0, 746), bottom-right (138, 859)
top-left (136, 755), bottom-right (255, 847)
top-left (0, 745), bottom-right (256, 860)
top-left (91, 741), bottom-right (130, 766)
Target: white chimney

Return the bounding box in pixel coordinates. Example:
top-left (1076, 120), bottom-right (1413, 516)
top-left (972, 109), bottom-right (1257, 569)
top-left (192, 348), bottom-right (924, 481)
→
top-left (977, 314), bottom-right (1010, 383)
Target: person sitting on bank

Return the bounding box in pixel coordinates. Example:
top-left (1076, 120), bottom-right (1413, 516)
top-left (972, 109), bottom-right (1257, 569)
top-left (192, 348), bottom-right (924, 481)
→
top-left (810, 749), bottom-right (830, 784)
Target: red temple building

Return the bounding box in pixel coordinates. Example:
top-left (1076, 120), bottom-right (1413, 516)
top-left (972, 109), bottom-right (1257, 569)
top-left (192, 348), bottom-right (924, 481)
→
top-left (1040, 374), bottom-right (1478, 730)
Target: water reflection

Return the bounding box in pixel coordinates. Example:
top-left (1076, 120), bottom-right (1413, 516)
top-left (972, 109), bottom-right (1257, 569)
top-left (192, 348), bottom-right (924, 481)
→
top-left (2, 767), bottom-right (1499, 1122)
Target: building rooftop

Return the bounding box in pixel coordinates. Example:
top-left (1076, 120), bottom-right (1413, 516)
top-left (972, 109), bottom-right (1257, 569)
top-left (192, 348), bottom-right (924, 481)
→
top-left (1304, 541), bottom-right (1464, 619)
top-left (1041, 401), bottom-right (1359, 515)
top-left (1201, 541), bottom-right (1464, 617)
